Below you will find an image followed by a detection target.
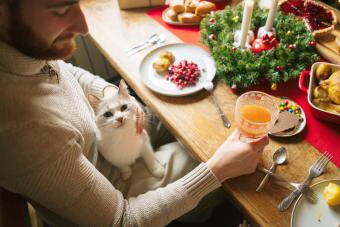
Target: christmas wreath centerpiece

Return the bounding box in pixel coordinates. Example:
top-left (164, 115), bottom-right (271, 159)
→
top-left (200, 2), bottom-right (320, 91)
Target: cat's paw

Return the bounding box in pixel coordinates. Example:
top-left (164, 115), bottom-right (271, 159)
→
top-left (151, 163), bottom-right (165, 178)
top-left (120, 169), bottom-right (132, 180)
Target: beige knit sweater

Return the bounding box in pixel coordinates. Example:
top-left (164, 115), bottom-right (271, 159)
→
top-left (0, 40), bottom-right (221, 227)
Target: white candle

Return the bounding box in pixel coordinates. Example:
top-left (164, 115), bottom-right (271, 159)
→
top-left (239, 0), bottom-right (255, 49)
top-left (265, 0), bottom-right (279, 32)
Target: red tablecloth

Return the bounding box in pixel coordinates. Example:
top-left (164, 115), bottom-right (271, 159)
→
top-left (147, 6), bottom-right (340, 167)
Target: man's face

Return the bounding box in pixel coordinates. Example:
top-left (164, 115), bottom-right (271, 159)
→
top-left (2, 0), bottom-right (88, 60)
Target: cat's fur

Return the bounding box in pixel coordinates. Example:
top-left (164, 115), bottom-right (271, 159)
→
top-left (88, 80), bottom-right (164, 180)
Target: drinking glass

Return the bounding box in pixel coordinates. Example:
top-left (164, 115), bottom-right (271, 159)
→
top-left (235, 91), bottom-right (279, 141)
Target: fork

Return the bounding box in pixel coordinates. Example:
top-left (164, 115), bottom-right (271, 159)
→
top-left (202, 81), bottom-right (231, 128)
top-left (126, 34), bottom-right (166, 56)
top-left (257, 166), bottom-right (318, 203)
top-left (124, 33), bottom-right (158, 52)
top-left (277, 152), bottom-right (332, 211)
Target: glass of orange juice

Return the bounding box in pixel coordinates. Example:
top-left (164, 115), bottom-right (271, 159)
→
top-left (235, 91), bottom-right (279, 140)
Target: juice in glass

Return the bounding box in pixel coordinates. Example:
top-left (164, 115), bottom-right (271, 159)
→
top-left (235, 91), bottom-right (279, 139)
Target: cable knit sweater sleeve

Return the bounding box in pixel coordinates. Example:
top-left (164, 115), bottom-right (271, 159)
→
top-left (58, 60), bottom-right (116, 98)
top-left (0, 121), bottom-right (221, 227)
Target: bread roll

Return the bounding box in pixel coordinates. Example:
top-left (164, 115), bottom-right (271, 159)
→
top-left (170, 0), bottom-right (185, 13)
top-left (184, 0), bottom-right (200, 13)
top-left (178, 12), bottom-right (201, 23)
top-left (166, 8), bottom-right (178, 21)
top-left (195, 1), bottom-right (215, 17)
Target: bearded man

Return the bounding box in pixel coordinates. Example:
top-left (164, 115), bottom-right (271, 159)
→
top-left (0, 1), bottom-right (268, 226)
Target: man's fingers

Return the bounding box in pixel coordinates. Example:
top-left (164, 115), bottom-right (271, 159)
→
top-left (229, 129), bottom-right (241, 141)
top-left (249, 136), bottom-right (269, 151)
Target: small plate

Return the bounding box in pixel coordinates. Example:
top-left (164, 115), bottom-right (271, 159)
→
top-left (269, 98), bottom-right (306, 137)
top-left (291, 179), bottom-right (340, 227)
top-left (139, 43), bottom-right (216, 96)
top-left (162, 8), bottom-right (200, 26)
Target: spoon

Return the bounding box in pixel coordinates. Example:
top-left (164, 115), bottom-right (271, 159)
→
top-left (203, 81), bottom-right (231, 128)
top-left (256, 147), bottom-right (287, 192)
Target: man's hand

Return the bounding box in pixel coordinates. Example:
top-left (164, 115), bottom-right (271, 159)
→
top-left (206, 130), bottom-right (269, 183)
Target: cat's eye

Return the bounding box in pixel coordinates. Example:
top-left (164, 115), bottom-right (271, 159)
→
top-left (103, 111), bottom-right (113, 118)
top-left (121, 104), bottom-right (128, 112)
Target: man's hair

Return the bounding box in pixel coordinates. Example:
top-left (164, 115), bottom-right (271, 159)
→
top-left (4, 0), bottom-right (20, 8)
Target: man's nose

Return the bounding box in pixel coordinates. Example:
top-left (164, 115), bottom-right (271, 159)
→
top-left (71, 5), bottom-right (89, 35)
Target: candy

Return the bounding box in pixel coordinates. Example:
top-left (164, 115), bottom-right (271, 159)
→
top-left (278, 99), bottom-right (302, 118)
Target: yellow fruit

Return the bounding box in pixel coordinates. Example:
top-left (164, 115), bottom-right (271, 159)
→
top-left (323, 183), bottom-right (340, 206)
top-left (152, 57), bottom-right (171, 74)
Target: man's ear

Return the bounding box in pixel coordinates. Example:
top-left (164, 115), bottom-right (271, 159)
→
top-left (118, 79), bottom-right (129, 97)
top-left (88, 93), bottom-right (100, 112)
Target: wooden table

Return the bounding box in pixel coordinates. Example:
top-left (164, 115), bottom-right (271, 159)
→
top-left (82, 1), bottom-right (340, 226)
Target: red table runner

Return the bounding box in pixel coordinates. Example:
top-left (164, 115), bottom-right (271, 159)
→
top-left (147, 6), bottom-right (340, 167)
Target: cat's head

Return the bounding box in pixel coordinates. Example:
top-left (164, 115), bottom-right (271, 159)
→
top-left (88, 80), bottom-right (138, 129)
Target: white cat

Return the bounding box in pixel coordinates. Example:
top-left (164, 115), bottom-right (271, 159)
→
top-left (88, 80), bottom-right (165, 180)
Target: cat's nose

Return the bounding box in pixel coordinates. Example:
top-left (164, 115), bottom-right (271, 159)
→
top-left (117, 117), bottom-right (123, 123)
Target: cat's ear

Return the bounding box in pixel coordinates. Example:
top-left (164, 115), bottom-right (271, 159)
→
top-left (88, 93), bottom-right (100, 111)
top-left (118, 80), bottom-right (129, 97)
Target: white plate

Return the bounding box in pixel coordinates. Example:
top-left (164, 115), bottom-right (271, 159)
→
top-left (162, 8), bottom-right (200, 26)
top-left (139, 43), bottom-right (216, 96)
top-left (291, 179), bottom-right (340, 227)
top-left (269, 98), bottom-right (306, 137)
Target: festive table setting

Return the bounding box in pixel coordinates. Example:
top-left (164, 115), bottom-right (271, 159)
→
top-left (82, 0), bottom-right (340, 226)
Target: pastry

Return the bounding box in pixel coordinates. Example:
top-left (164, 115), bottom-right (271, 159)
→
top-left (170, 0), bottom-right (185, 13)
top-left (166, 8), bottom-right (178, 21)
top-left (280, 0), bottom-right (337, 38)
top-left (195, 1), bottom-right (216, 17)
top-left (178, 12), bottom-right (201, 23)
top-left (184, 0), bottom-right (200, 13)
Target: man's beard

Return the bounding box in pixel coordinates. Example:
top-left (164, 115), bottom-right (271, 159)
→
top-left (8, 11), bottom-right (76, 60)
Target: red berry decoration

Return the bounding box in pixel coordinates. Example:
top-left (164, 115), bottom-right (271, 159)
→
top-left (276, 66), bottom-right (283, 72)
top-left (231, 84), bottom-right (237, 93)
top-left (251, 34), bottom-right (278, 54)
top-left (288, 44), bottom-right (295, 49)
top-left (209, 34), bottom-right (216, 40)
top-left (309, 40), bottom-right (316, 47)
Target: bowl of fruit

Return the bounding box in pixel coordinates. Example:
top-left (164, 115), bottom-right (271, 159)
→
top-left (299, 62), bottom-right (340, 124)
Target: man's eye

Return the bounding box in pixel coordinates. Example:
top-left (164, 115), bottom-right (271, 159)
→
top-left (103, 112), bottom-right (113, 118)
top-left (121, 104), bottom-right (128, 112)
top-left (53, 7), bottom-right (70, 17)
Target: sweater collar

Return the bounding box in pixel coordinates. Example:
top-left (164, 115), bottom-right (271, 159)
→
top-left (0, 40), bottom-right (47, 76)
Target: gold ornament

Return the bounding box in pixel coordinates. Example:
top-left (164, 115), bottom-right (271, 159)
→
top-left (232, 16), bottom-right (240, 23)
top-left (286, 30), bottom-right (293, 36)
top-left (271, 83), bottom-right (277, 91)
